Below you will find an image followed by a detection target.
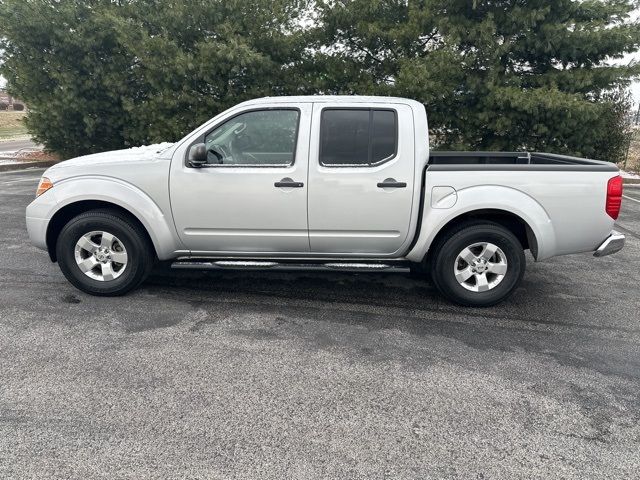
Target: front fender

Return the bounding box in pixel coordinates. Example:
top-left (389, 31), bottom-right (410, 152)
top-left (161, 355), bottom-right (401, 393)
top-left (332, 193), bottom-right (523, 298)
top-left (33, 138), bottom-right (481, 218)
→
top-left (406, 185), bottom-right (556, 262)
top-left (26, 176), bottom-right (183, 260)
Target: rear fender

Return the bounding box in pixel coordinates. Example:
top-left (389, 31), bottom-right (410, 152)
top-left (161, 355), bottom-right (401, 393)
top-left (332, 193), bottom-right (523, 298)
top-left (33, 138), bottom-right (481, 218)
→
top-left (406, 185), bottom-right (556, 262)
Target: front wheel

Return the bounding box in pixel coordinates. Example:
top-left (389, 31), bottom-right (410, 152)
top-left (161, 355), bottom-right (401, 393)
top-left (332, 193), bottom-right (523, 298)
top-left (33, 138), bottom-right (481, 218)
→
top-left (56, 209), bottom-right (155, 296)
top-left (429, 221), bottom-right (525, 307)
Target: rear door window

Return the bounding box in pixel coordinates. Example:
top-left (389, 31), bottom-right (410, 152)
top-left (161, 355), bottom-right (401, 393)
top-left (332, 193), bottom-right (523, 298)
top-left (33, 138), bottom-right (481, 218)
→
top-left (319, 108), bottom-right (397, 167)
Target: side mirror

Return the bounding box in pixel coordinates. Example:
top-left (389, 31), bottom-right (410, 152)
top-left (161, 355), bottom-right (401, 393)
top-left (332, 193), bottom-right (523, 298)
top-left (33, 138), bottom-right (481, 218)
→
top-left (188, 143), bottom-right (207, 168)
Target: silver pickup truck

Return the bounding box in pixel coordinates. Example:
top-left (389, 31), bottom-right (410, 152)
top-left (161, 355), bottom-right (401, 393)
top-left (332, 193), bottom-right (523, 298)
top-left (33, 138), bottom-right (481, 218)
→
top-left (26, 96), bottom-right (625, 306)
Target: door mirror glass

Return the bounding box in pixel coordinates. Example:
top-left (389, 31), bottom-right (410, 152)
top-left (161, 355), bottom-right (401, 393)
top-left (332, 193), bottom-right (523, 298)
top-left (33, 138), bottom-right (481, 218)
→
top-left (188, 143), bottom-right (207, 168)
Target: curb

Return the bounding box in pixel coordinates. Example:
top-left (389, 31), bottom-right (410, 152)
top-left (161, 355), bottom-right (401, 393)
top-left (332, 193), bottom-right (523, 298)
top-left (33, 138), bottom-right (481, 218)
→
top-left (623, 178), bottom-right (640, 185)
top-left (0, 160), bottom-right (58, 173)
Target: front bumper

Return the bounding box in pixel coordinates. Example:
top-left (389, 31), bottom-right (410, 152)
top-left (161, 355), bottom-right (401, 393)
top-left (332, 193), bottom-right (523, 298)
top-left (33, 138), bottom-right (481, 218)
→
top-left (593, 230), bottom-right (625, 257)
top-left (25, 215), bottom-right (49, 252)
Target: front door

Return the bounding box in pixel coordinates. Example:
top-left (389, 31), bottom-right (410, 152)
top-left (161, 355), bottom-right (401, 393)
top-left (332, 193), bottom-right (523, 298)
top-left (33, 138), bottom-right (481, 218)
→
top-left (170, 104), bottom-right (311, 255)
top-left (307, 103), bottom-right (415, 255)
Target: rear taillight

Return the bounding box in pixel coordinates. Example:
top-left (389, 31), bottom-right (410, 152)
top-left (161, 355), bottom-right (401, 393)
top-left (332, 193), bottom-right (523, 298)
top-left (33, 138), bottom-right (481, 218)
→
top-left (606, 175), bottom-right (623, 220)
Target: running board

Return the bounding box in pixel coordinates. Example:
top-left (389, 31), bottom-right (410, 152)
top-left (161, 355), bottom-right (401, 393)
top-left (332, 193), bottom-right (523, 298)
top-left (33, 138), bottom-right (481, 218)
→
top-left (171, 260), bottom-right (410, 273)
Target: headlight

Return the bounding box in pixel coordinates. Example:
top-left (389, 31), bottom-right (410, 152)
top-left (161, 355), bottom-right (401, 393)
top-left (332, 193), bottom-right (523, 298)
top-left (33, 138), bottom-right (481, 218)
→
top-left (36, 177), bottom-right (54, 197)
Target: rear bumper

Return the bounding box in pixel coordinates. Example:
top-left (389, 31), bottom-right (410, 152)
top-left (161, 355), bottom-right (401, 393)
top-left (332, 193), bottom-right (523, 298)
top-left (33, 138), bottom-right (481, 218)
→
top-left (593, 230), bottom-right (625, 257)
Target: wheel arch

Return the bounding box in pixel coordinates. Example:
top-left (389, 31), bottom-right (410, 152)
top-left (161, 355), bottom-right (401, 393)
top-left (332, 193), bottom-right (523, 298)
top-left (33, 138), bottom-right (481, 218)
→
top-left (39, 176), bottom-right (183, 262)
top-left (406, 184), bottom-right (557, 263)
top-left (421, 209), bottom-right (538, 267)
top-left (46, 200), bottom-right (154, 262)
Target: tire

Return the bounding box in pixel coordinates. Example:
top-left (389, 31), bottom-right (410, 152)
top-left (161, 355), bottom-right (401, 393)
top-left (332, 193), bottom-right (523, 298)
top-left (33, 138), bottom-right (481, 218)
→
top-left (55, 209), bottom-right (155, 296)
top-left (429, 221), bottom-right (525, 307)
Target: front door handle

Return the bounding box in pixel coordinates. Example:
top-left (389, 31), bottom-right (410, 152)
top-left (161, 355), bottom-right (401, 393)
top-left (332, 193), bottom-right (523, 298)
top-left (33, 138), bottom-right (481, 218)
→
top-left (275, 177), bottom-right (304, 188)
top-left (377, 178), bottom-right (407, 188)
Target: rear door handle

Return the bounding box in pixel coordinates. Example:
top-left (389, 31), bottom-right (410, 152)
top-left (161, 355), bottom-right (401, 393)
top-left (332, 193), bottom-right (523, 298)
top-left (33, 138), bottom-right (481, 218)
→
top-left (377, 178), bottom-right (407, 188)
top-left (275, 177), bottom-right (304, 188)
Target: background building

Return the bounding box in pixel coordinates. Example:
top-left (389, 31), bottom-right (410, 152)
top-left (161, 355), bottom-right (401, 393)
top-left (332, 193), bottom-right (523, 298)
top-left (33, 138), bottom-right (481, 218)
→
top-left (0, 88), bottom-right (26, 111)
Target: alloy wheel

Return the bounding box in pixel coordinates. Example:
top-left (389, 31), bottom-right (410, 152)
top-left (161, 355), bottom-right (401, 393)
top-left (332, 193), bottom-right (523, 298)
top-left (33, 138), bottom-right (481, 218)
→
top-left (74, 231), bottom-right (128, 281)
top-left (453, 242), bottom-right (508, 292)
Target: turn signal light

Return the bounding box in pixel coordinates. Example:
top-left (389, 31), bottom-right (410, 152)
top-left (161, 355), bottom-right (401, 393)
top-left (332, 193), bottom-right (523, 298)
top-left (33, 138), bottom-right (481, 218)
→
top-left (36, 177), bottom-right (54, 197)
top-left (605, 175), bottom-right (623, 220)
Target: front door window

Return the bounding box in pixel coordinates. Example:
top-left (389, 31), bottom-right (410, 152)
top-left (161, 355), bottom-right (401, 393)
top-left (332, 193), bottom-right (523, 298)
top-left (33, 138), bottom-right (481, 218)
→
top-left (204, 109), bottom-right (300, 166)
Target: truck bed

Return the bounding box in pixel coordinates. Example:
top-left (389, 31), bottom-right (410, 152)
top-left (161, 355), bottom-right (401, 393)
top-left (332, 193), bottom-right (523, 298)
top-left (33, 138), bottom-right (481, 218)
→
top-left (428, 151), bottom-right (618, 172)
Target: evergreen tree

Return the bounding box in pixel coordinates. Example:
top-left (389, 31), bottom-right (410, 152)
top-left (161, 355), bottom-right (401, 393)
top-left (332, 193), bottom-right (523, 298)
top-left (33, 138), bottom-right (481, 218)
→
top-left (0, 0), bottom-right (307, 157)
top-left (0, 1), bottom-right (134, 156)
top-left (1, 0), bottom-right (639, 162)
top-left (310, 0), bottom-right (640, 161)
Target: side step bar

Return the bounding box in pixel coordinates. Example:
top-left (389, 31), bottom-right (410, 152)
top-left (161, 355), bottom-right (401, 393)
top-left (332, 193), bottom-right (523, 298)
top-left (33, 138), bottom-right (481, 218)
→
top-left (171, 260), bottom-right (411, 273)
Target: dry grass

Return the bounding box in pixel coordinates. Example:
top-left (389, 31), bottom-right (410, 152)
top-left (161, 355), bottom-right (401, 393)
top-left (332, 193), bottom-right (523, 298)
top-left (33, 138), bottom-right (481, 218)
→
top-left (623, 128), bottom-right (640, 174)
top-left (0, 111), bottom-right (29, 140)
top-left (13, 149), bottom-right (59, 162)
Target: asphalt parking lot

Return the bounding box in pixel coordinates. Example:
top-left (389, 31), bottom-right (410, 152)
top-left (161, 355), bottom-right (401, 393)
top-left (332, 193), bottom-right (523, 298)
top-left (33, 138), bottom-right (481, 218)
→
top-left (1, 168), bottom-right (639, 479)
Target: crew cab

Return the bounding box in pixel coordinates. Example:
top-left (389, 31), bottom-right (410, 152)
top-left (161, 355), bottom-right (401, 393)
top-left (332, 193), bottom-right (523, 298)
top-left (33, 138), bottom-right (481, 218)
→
top-left (25, 96), bottom-right (625, 306)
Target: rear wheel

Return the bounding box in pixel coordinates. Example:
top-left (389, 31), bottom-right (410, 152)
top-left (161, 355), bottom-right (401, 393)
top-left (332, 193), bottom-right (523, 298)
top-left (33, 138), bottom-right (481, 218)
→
top-left (429, 221), bottom-right (525, 307)
top-left (56, 210), bottom-right (154, 296)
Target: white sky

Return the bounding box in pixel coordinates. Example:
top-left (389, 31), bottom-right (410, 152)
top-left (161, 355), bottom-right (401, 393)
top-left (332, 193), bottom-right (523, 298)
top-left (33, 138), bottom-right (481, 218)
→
top-left (619, 53), bottom-right (640, 105)
top-left (615, 7), bottom-right (640, 104)
top-left (630, 81), bottom-right (640, 105)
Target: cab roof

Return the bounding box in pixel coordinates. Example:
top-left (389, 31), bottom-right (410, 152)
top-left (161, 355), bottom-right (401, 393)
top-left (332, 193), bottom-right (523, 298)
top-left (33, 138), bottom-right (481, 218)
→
top-left (237, 95), bottom-right (423, 108)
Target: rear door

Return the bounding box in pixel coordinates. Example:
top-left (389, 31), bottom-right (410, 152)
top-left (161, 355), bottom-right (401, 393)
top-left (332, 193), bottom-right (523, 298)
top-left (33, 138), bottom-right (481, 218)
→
top-left (307, 103), bottom-right (415, 255)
